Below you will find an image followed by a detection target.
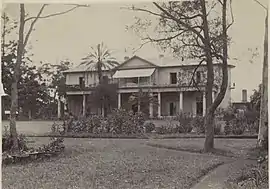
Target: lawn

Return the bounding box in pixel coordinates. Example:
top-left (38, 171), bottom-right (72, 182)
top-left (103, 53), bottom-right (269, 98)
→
top-left (2, 138), bottom-right (232, 189)
top-left (2, 121), bottom-right (59, 135)
top-left (146, 138), bottom-right (257, 158)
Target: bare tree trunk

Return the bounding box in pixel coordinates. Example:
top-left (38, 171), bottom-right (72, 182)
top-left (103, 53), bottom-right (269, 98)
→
top-left (10, 4), bottom-right (25, 152)
top-left (202, 0), bottom-right (230, 152)
top-left (200, 0), bottom-right (215, 152)
top-left (258, 12), bottom-right (268, 147)
top-left (28, 109), bottom-right (32, 120)
top-left (57, 97), bottom-right (61, 119)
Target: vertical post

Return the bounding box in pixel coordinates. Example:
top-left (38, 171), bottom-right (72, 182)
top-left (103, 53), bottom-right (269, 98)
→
top-left (179, 91), bottom-right (183, 113)
top-left (203, 91), bottom-right (206, 116)
top-left (158, 92), bottom-right (161, 117)
top-left (138, 98), bottom-right (141, 112)
top-left (149, 92), bottom-right (153, 118)
top-left (212, 91), bottom-right (215, 103)
top-left (118, 92), bottom-right (121, 109)
top-left (57, 97), bottom-right (61, 119)
top-left (82, 94), bottom-right (86, 116)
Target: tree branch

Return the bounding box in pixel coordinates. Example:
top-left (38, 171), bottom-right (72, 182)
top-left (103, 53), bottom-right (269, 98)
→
top-left (25, 4), bottom-right (88, 22)
top-left (253, 0), bottom-right (267, 10)
top-left (23, 4), bottom-right (47, 48)
top-left (153, 2), bottom-right (206, 44)
top-left (132, 40), bottom-right (151, 54)
top-left (144, 29), bottom-right (187, 43)
top-left (23, 4), bottom-right (88, 48)
top-left (207, 1), bottom-right (218, 16)
top-left (188, 58), bottom-right (206, 87)
top-left (226, 0), bottom-right (234, 30)
top-left (126, 6), bottom-right (171, 19)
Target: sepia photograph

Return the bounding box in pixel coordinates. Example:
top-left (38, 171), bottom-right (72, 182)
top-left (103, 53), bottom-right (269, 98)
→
top-left (1, 0), bottom-right (268, 188)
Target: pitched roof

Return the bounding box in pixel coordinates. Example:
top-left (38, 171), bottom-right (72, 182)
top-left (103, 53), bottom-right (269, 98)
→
top-left (62, 63), bottom-right (117, 73)
top-left (144, 57), bottom-right (235, 68)
top-left (63, 55), bottom-right (235, 73)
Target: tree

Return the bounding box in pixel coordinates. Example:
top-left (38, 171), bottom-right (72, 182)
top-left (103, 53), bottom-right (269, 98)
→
top-left (39, 60), bottom-right (72, 119)
top-left (80, 42), bottom-right (119, 117)
top-left (8, 4), bottom-right (88, 151)
top-left (1, 30), bottom-right (57, 120)
top-left (128, 0), bottom-right (233, 152)
top-left (18, 65), bottom-right (52, 120)
top-left (87, 82), bottom-right (118, 116)
top-left (127, 89), bottom-right (159, 116)
top-left (39, 60), bottom-right (72, 99)
top-left (81, 42), bottom-right (119, 83)
top-left (254, 0), bottom-right (268, 148)
top-left (250, 84), bottom-right (262, 113)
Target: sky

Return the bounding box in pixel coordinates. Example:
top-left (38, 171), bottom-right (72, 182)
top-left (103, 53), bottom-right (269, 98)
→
top-left (2, 0), bottom-right (268, 102)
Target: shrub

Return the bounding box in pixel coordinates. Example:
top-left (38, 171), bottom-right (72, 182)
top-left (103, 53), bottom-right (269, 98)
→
top-left (38, 137), bottom-right (65, 153)
top-left (175, 112), bottom-right (193, 133)
top-left (144, 122), bottom-right (155, 133)
top-left (190, 116), bottom-right (205, 134)
top-left (68, 109), bottom-right (146, 135)
top-left (2, 125), bottom-right (28, 152)
top-left (106, 109), bottom-right (145, 134)
top-left (224, 121), bottom-right (231, 135)
top-left (230, 116), bottom-right (246, 135)
top-left (214, 121), bottom-right (222, 135)
top-left (155, 125), bottom-right (171, 134)
top-left (223, 106), bottom-right (236, 122)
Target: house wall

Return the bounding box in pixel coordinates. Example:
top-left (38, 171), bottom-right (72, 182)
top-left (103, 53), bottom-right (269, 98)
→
top-left (160, 91), bottom-right (201, 116)
top-left (161, 92), bottom-right (179, 116)
top-left (67, 95), bottom-right (83, 117)
top-left (65, 71), bottom-right (113, 86)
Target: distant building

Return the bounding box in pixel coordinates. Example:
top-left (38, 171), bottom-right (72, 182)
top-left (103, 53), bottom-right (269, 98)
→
top-left (232, 89), bottom-right (251, 112)
top-left (63, 55), bottom-right (235, 118)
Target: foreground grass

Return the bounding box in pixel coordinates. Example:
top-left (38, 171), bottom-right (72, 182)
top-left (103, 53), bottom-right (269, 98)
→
top-left (3, 138), bottom-right (230, 189)
top-left (146, 138), bottom-right (257, 158)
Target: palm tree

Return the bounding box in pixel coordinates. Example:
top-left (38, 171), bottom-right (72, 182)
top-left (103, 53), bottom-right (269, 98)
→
top-left (81, 42), bottom-right (119, 84)
top-left (81, 43), bottom-right (119, 117)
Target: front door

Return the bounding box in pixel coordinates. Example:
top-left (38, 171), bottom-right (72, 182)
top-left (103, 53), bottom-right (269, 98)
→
top-left (196, 94), bottom-right (203, 116)
top-left (169, 102), bottom-right (175, 116)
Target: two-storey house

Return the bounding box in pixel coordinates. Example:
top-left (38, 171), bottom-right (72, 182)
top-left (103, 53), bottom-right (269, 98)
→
top-left (63, 55), bottom-right (235, 118)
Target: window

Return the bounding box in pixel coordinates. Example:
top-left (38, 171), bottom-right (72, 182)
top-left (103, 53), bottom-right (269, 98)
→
top-left (196, 71), bottom-right (201, 83)
top-left (170, 73), bottom-right (177, 84)
top-left (79, 77), bottom-right (85, 88)
top-left (196, 94), bottom-right (203, 116)
top-left (102, 76), bottom-right (109, 83)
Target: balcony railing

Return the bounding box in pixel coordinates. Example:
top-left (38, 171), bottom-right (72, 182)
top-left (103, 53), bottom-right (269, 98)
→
top-left (66, 81), bottom-right (219, 91)
top-left (66, 80), bottom-right (118, 91)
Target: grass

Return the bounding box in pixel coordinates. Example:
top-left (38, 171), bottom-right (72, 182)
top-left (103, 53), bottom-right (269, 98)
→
top-left (146, 138), bottom-right (257, 158)
top-left (2, 138), bottom-right (231, 189)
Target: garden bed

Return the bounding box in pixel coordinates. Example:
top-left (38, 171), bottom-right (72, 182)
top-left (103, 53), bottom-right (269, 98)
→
top-left (24, 132), bottom-right (258, 139)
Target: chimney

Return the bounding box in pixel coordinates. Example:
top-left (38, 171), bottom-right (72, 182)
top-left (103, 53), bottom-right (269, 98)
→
top-left (181, 57), bottom-right (184, 61)
top-left (159, 54), bottom-right (164, 59)
top-left (242, 89), bottom-right (247, 102)
top-left (124, 56), bottom-right (129, 61)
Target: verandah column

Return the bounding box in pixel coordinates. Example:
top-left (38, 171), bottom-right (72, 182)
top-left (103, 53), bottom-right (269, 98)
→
top-left (118, 92), bottom-right (121, 109)
top-left (203, 91), bottom-right (206, 116)
top-left (149, 92), bottom-right (153, 118)
top-left (179, 91), bottom-right (183, 113)
top-left (212, 91), bottom-right (215, 102)
top-left (82, 94), bottom-right (86, 116)
top-left (158, 92), bottom-right (161, 117)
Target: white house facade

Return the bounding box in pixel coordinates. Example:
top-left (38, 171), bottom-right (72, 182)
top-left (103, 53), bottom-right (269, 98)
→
top-left (63, 55), bottom-right (235, 118)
